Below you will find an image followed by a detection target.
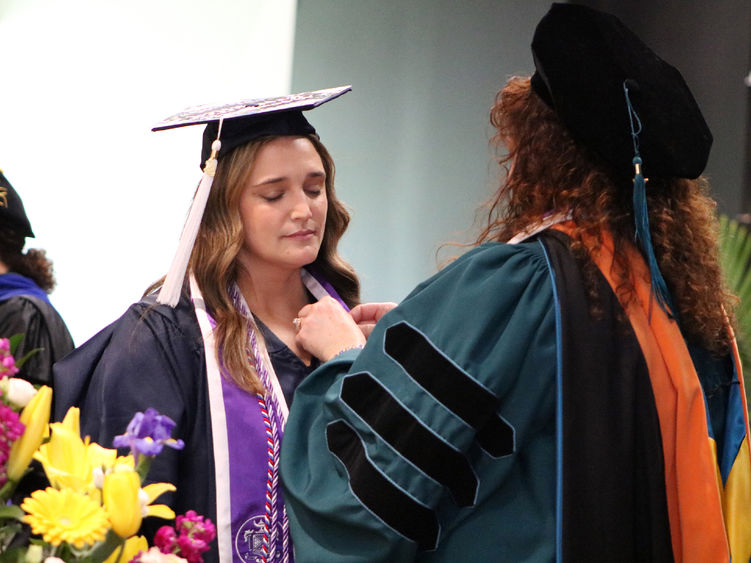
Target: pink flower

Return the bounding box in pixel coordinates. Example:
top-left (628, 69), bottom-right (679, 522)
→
top-left (176, 511), bottom-right (216, 544)
top-left (153, 512), bottom-right (216, 563)
top-left (176, 535), bottom-right (208, 563)
top-left (0, 342), bottom-right (18, 378)
top-left (154, 525), bottom-right (178, 552)
top-left (0, 403), bottom-right (24, 486)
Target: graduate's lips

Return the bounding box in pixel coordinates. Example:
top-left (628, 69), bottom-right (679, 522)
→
top-left (285, 229), bottom-right (317, 239)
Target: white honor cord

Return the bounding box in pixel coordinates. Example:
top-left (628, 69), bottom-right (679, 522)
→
top-left (507, 211), bottom-right (573, 245)
top-left (231, 286), bottom-right (290, 422)
top-left (189, 274), bottom-right (233, 563)
top-left (300, 269), bottom-right (330, 301)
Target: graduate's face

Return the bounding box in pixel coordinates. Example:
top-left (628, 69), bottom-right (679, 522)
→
top-left (236, 136), bottom-right (328, 273)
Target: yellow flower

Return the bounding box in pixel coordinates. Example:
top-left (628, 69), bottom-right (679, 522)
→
top-left (21, 486), bottom-right (109, 549)
top-left (104, 534), bottom-right (148, 563)
top-left (102, 464), bottom-right (176, 539)
top-left (104, 470), bottom-right (142, 538)
top-left (34, 406), bottom-right (118, 494)
top-left (141, 482), bottom-right (177, 520)
top-left (6, 385), bottom-right (52, 482)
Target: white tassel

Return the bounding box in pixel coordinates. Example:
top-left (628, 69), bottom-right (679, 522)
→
top-left (157, 138), bottom-right (221, 306)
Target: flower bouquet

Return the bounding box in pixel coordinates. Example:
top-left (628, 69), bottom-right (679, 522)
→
top-left (0, 337), bottom-right (216, 562)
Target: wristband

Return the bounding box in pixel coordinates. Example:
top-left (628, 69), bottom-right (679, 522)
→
top-left (333, 345), bottom-right (364, 358)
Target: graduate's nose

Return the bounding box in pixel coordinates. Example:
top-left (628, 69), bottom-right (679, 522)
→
top-left (290, 190), bottom-right (313, 221)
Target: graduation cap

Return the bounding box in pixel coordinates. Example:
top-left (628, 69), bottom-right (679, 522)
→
top-left (152, 85), bottom-right (351, 306)
top-left (529, 3), bottom-right (711, 315)
top-left (0, 170), bottom-right (34, 238)
top-left (530, 3), bottom-right (712, 180)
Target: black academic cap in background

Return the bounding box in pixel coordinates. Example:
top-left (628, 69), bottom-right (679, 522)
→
top-left (530, 3), bottom-right (712, 179)
top-left (152, 85), bottom-right (351, 169)
top-left (0, 171), bottom-right (34, 238)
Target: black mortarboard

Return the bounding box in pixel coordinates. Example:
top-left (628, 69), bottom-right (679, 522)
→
top-left (530, 3), bottom-right (712, 179)
top-left (0, 170), bottom-right (34, 238)
top-left (151, 86), bottom-right (351, 306)
top-left (152, 85), bottom-right (350, 169)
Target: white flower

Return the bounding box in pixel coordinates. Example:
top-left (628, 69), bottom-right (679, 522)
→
top-left (23, 544), bottom-right (43, 563)
top-left (1, 376), bottom-right (37, 408)
top-left (43, 558), bottom-right (66, 563)
top-left (92, 466), bottom-right (105, 489)
top-left (139, 547), bottom-right (188, 562)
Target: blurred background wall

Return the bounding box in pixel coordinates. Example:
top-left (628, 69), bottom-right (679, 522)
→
top-left (1, 0), bottom-right (749, 344)
top-left (0, 0), bottom-right (298, 343)
top-left (291, 0), bottom-right (552, 304)
top-left (292, 0), bottom-right (751, 305)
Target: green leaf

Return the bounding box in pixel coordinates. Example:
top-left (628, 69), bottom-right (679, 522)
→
top-left (79, 529), bottom-right (124, 563)
top-left (717, 214), bottom-right (751, 404)
top-left (7, 333), bottom-right (24, 356)
top-left (0, 505), bottom-right (24, 521)
top-left (14, 347), bottom-right (43, 369)
top-left (0, 547), bottom-right (26, 563)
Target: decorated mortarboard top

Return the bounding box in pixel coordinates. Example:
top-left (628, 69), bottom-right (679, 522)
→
top-left (152, 85), bottom-right (352, 168)
top-left (0, 170), bottom-right (34, 238)
top-left (152, 85), bottom-right (352, 307)
top-left (530, 3), bottom-right (712, 180)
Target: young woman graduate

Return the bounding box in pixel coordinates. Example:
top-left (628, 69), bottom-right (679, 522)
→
top-left (0, 170), bottom-right (73, 386)
top-left (53, 86), bottom-right (362, 563)
top-left (280, 5), bottom-right (751, 562)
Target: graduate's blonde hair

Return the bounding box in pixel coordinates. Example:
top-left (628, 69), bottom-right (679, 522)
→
top-left (189, 135), bottom-right (360, 393)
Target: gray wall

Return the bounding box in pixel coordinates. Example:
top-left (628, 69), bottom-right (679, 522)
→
top-left (292, 0), bottom-right (551, 302)
top-left (292, 1), bottom-right (751, 303)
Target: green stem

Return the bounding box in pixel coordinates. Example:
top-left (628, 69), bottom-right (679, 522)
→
top-left (135, 456), bottom-right (152, 482)
top-left (113, 542), bottom-right (126, 563)
top-left (82, 530), bottom-right (124, 563)
top-left (0, 479), bottom-right (18, 504)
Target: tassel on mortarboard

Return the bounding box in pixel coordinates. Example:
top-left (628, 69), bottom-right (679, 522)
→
top-left (624, 80), bottom-right (675, 318)
top-left (151, 86), bottom-right (351, 308)
top-left (157, 121), bottom-right (224, 306)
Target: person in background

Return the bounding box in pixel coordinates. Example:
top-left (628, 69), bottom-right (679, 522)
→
top-left (53, 86), bottom-right (365, 563)
top-left (280, 5), bottom-right (751, 562)
top-left (0, 170), bottom-right (73, 386)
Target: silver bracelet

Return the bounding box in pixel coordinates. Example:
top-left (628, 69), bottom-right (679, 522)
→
top-left (334, 344), bottom-right (364, 358)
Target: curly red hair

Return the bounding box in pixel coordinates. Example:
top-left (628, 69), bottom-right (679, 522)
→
top-left (478, 76), bottom-right (735, 354)
top-left (0, 226), bottom-right (55, 292)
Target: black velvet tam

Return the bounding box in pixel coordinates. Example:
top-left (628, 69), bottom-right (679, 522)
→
top-left (151, 85), bottom-right (351, 168)
top-left (530, 3), bottom-right (712, 179)
top-left (0, 170), bottom-right (34, 238)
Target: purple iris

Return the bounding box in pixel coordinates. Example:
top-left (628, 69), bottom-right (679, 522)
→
top-left (113, 408), bottom-right (185, 459)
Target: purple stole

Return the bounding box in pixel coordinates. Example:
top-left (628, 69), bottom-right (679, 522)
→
top-left (190, 268), bottom-right (347, 562)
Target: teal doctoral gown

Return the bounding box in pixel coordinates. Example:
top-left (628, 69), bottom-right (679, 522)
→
top-left (280, 231), bottom-right (744, 562)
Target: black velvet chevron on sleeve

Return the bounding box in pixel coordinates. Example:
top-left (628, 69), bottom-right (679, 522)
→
top-left (384, 322), bottom-right (515, 458)
top-left (326, 419), bottom-right (440, 550)
top-left (340, 372), bottom-right (478, 507)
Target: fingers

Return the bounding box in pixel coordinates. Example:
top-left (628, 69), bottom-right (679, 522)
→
top-left (351, 302), bottom-right (398, 324)
top-left (357, 322), bottom-right (377, 339)
top-left (295, 296), bottom-right (338, 329)
top-left (294, 297), bottom-right (366, 361)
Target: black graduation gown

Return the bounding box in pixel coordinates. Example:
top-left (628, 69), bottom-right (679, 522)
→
top-left (0, 296), bottom-right (74, 386)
